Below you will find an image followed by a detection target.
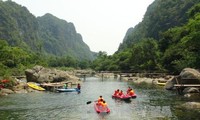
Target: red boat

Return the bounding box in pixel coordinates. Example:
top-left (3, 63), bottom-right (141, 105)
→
top-left (129, 93), bottom-right (137, 98)
top-left (112, 94), bottom-right (131, 100)
top-left (94, 102), bottom-right (110, 114)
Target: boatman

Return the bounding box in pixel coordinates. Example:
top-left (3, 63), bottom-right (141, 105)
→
top-left (63, 83), bottom-right (67, 89)
top-left (77, 83), bottom-right (81, 90)
top-left (77, 83), bottom-right (81, 94)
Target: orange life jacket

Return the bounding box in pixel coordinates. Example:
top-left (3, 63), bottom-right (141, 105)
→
top-left (129, 90), bottom-right (134, 95)
top-left (101, 102), bottom-right (107, 107)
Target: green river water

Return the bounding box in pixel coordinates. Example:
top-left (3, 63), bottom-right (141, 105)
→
top-left (0, 77), bottom-right (200, 120)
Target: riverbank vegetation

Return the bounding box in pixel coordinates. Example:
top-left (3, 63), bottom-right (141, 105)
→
top-left (91, 2), bottom-right (200, 74)
top-left (0, 1), bottom-right (200, 83)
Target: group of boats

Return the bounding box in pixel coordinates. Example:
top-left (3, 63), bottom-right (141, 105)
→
top-left (27, 82), bottom-right (137, 114)
top-left (93, 89), bottom-right (137, 114)
top-left (112, 92), bottom-right (137, 100)
top-left (26, 82), bottom-right (81, 93)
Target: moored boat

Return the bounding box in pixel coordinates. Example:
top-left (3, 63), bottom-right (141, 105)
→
top-left (56, 88), bottom-right (80, 92)
top-left (156, 80), bottom-right (166, 86)
top-left (27, 82), bottom-right (45, 91)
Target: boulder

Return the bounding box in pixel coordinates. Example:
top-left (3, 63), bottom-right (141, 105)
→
top-left (179, 68), bottom-right (200, 84)
top-left (183, 87), bottom-right (200, 94)
top-left (0, 88), bottom-right (14, 94)
top-left (181, 102), bottom-right (200, 109)
top-left (165, 68), bottom-right (200, 90)
top-left (25, 65), bottom-right (79, 83)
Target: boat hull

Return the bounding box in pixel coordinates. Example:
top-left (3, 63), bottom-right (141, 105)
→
top-left (129, 93), bottom-right (137, 98)
top-left (112, 94), bottom-right (131, 100)
top-left (27, 82), bottom-right (45, 91)
top-left (56, 88), bottom-right (80, 92)
top-left (94, 102), bottom-right (110, 114)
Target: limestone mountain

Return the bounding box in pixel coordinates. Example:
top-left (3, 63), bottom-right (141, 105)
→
top-left (118, 0), bottom-right (200, 51)
top-left (0, 1), bottom-right (94, 60)
top-left (37, 13), bottom-right (94, 60)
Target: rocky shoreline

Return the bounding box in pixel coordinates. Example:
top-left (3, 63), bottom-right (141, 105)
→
top-left (1, 67), bottom-right (200, 110)
top-left (0, 65), bottom-right (84, 96)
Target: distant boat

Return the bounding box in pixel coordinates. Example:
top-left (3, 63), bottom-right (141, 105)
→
top-left (56, 88), bottom-right (80, 93)
top-left (112, 94), bottom-right (131, 100)
top-left (27, 82), bottom-right (45, 91)
top-left (156, 80), bottom-right (167, 86)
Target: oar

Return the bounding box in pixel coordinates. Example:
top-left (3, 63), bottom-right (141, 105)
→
top-left (86, 100), bottom-right (97, 104)
top-left (86, 101), bottom-right (92, 104)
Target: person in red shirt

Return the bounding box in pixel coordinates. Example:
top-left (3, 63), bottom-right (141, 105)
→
top-left (118, 90), bottom-right (124, 96)
top-left (77, 83), bottom-right (81, 90)
top-left (114, 89), bottom-right (119, 95)
top-left (127, 86), bottom-right (131, 94)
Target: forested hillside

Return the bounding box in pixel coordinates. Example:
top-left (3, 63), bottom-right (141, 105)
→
top-left (37, 14), bottom-right (94, 60)
top-left (92, 0), bottom-right (200, 74)
top-left (0, 1), bottom-right (94, 60)
top-left (0, 1), bottom-right (94, 76)
top-left (119, 0), bottom-right (200, 51)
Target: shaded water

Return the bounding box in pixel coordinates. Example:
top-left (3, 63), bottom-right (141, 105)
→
top-left (0, 77), bottom-right (200, 120)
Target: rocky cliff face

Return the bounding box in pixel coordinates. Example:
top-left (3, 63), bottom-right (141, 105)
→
top-left (37, 13), bottom-right (94, 60)
top-left (0, 1), bottom-right (94, 60)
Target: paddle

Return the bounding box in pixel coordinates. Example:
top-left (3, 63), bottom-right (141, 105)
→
top-left (86, 101), bottom-right (92, 104)
top-left (86, 100), bottom-right (97, 104)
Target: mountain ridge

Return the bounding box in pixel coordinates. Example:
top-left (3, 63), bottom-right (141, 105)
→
top-left (0, 1), bottom-right (94, 60)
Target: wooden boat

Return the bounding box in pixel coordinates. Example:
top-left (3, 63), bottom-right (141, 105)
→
top-left (27, 82), bottom-right (45, 91)
top-left (94, 102), bottom-right (110, 114)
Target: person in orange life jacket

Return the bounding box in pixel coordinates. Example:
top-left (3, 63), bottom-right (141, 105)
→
top-left (98, 96), bottom-right (104, 101)
top-left (97, 96), bottom-right (104, 105)
top-left (118, 90), bottom-right (123, 96)
top-left (97, 98), bottom-right (104, 105)
top-left (127, 86), bottom-right (131, 94)
top-left (114, 89), bottom-right (119, 95)
top-left (101, 100), bottom-right (108, 110)
top-left (129, 89), bottom-right (135, 96)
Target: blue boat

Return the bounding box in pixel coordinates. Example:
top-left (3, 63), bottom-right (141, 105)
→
top-left (56, 88), bottom-right (80, 93)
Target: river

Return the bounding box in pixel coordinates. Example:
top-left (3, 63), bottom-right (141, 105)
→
top-left (0, 77), bottom-right (200, 120)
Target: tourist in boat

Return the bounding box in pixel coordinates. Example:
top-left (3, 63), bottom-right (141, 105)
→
top-left (97, 96), bottom-right (104, 105)
top-left (128, 89), bottom-right (135, 96)
top-left (97, 98), bottom-right (104, 105)
top-left (118, 90), bottom-right (124, 96)
top-left (101, 100), bottom-right (108, 110)
top-left (114, 89), bottom-right (119, 96)
top-left (98, 96), bottom-right (104, 102)
top-left (127, 86), bottom-right (131, 94)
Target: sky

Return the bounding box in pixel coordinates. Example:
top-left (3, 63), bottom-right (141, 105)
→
top-left (11, 0), bottom-right (155, 55)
